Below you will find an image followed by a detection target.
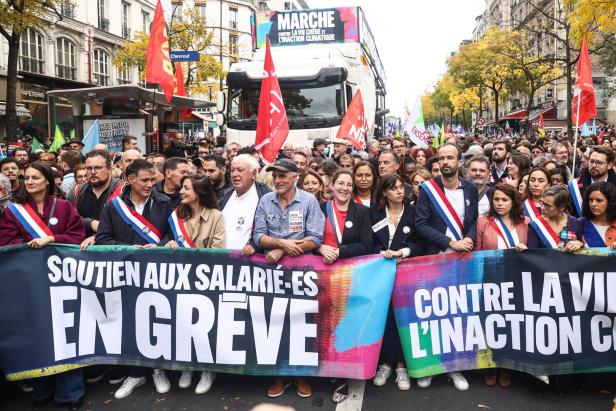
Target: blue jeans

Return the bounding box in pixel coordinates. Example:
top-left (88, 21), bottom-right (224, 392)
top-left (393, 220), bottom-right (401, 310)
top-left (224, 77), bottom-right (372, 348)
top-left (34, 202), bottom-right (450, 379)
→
top-left (31, 369), bottom-right (85, 403)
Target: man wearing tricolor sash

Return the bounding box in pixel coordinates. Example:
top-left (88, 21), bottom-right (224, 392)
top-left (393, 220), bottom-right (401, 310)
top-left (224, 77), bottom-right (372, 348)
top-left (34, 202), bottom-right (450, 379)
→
top-left (568, 146), bottom-right (616, 217)
top-left (414, 143), bottom-right (478, 391)
top-left (95, 159), bottom-right (174, 399)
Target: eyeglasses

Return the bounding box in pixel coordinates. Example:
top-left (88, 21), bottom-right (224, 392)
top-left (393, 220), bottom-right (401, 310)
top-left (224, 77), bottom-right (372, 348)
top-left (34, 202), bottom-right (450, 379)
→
top-left (85, 166), bottom-right (106, 173)
top-left (589, 159), bottom-right (607, 166)
top-left (540, 201), bottom-right (555, 210)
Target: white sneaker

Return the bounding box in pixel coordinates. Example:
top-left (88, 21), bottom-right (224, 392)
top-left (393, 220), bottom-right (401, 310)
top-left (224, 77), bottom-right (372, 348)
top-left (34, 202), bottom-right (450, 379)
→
top-left (195, 371), bottom-right (215, 394)
top-left (416, 376), bottom-right (432, 388)
top-left (114, 376), bottom-right (146, 399)
top-left (449, 372), bottom-right (469, 391)
top-left (178, 371), bottom-right (192, 389)
top-left (372, 364), bottom-right (392, 386)
top-left (153, 369), bottom-right (170, 394)
top-left (395, 368), bottom-right (411, 390)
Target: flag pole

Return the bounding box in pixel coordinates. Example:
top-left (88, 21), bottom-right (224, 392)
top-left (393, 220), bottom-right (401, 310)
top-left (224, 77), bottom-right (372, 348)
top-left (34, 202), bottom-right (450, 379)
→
top-left (571, 89), bottom-right (582, 176)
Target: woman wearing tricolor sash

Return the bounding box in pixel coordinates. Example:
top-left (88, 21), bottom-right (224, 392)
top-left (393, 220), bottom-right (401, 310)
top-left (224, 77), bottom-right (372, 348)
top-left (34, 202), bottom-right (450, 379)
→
top-left (165, 174), bottom-right (225, 395)
top-left (579, 182), bottom-right (616, 249)
top-left (0, 162), bottom-right (86, 409)
top-left (523, 167), bottom-right (550, 218)
top-left (524, 186), bottom-right (584, 251)
top-left (476, 183), bottom-right (529, 387)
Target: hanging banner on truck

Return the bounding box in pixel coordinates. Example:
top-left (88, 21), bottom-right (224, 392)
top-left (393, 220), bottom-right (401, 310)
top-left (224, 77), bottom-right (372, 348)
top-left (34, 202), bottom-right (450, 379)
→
top-left (0, 245), bottom-right (395, 381)
top-left (254, 7), bottom-right (359, 49)
top-left (393, 249), bottom-right (616, 378)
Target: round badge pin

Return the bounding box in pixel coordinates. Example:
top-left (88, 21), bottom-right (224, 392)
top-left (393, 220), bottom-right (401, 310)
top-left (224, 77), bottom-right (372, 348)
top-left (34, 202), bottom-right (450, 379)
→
top-left (345, 221), bottom-right (353, 228)
top-left (48, 217), bottom-right (58, 226)
top-left (403, 226), bottom-right (411, 234)
top-left (142, 226), bottom-right (150, 234)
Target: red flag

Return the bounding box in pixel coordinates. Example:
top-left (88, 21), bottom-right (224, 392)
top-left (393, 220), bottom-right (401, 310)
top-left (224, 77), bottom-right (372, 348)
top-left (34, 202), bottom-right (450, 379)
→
top-left (146, 0), bottom-right (175, 103)
top-left (255, 37), bottom-right (289, 164)
top-left (598, 129), bottom-right (605, 145)
top-left (336, 90), bottom-right (368, 150)
top-left (174, 63), bottom-right (191, 118)
top-left (572, 35), bottom-right (597, 126)
top-left (538, 113), bottom-right (544, 129)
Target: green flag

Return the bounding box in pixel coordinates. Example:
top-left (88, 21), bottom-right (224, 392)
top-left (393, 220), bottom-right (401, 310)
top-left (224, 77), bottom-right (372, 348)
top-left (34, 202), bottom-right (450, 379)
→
top-left (70, 129), bottom-right (75, 141)
top-left (30, 138), bottom-right (44, 153)
top-left (49, 125), bottom-right (66, 153)
top-left (433, 122), bottom-right (446, 149)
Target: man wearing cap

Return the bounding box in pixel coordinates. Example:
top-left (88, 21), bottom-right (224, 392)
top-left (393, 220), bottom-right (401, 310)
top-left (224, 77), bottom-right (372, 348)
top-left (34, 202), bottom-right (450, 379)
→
top-left (253, 158), bottom-right (325, 399)
top-left (331, 138), bottom-right (349, 163)
top-left (312, 138), bottom-right (328, 159)
top-left (69, 139), bottom-right (85, 152)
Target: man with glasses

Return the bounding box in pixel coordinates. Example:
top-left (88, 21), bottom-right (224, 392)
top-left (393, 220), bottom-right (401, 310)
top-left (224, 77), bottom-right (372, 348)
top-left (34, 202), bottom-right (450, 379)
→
top-left (575, 146), bottom-right (616, 201)
top-left (391, 137), bottom-right (408, 157)
top-left (68, 150), bottom-right (125, 249)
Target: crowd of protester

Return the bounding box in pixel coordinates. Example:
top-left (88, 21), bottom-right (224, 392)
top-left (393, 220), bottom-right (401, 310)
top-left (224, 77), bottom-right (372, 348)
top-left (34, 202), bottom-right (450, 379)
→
top-left (1, 126), bottom-right (616, 408)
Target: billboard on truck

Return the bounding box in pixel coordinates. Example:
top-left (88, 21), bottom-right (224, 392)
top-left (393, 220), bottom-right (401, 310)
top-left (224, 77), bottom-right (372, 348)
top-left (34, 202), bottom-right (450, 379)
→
top-left (254, 7), bottom-right (359, 48)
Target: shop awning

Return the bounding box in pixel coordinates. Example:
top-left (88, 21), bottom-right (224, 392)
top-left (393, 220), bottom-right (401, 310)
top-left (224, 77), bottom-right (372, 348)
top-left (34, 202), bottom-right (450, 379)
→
top-left (500, 110), bottom-right (526, 120)
top-left (529, 106), bottom-right (556, 121)
top-left (0, 103), bottom-right (32, 118)
top-left (191, 111), bottom-right (212, 121)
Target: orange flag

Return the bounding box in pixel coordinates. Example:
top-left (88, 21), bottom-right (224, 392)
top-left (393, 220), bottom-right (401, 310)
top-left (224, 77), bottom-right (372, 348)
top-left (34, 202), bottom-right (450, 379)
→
top-left (146, 0), bottom-right (175, 103)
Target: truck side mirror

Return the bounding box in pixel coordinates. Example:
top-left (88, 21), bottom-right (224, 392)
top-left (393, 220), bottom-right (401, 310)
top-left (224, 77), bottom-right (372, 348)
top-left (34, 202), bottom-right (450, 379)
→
top-left (216, 91), bottom-right (226, 113)
top-left (215, 113), bottom-right (226, 127)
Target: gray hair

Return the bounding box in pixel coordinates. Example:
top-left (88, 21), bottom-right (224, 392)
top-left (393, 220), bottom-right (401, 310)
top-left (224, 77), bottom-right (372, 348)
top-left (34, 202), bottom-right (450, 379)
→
top-left (467, 154), bottom-right (490, 169)
top-left (0, 173), bottom-right (10, 194)
top-left (232, 153), bottom-right (260, 171)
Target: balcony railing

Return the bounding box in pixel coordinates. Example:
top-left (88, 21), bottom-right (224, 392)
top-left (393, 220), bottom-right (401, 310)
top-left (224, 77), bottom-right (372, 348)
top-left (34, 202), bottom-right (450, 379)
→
top-left (98, 18), bottom-right (109, 32)
top-left (60, 3), bottom-right (74, 18)
top-left (122, 25), bottom-right (131, 39)
top-left (93, 74), bottom-right (109, 86)
top-left (20, 57), bottom-right (44, 74)
top-left (56, 65), bottom-right (76, 80)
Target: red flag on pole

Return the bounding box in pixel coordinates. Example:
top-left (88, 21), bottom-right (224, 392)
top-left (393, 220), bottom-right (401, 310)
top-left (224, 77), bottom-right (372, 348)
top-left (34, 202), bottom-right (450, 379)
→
top-left (146, 0), bottom-right (175, 103)
top-left (174, 63), bottom-right (191, 118)
top-left (572, 35), bottom-right (597, 126)
top-left (255, 37), bottom-right (289, 164)
top-left (538, 113), bottom-right (544, 129)
top-left (336, 90), bottom-right (368, 150)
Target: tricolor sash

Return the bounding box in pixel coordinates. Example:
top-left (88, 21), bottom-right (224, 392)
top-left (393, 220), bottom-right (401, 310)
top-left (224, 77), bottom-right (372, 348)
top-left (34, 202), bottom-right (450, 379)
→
top-left (111, 197), bottom-right (161, 244)
top-left (568, 179), bottom-right (583, 216)
top-left (6, 203), bottom-right (53, 239)
top-left (326, 201), bottom-right (343, 245)
top-left (488, 216), bottom-right (516, 249)
top-left (168, 210), bottom-right (196, 248)
top-left (582, 218), bottom-right (607, 248)
top-left (421, 179), bottom-right (464, 241)
top-left (523, 199), bottom-right (541, 220)
top-left (529, 216), bottom-right (559, 248)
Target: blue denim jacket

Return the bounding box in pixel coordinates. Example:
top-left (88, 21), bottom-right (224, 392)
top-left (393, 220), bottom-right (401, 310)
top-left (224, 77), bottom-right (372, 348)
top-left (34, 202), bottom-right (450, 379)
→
top-left (253, 188), bottom-right (325, 249)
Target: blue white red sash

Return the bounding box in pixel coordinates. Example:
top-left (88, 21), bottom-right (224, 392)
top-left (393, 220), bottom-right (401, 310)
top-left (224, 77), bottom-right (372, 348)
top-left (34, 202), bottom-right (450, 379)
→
top-left (568, 179), bottom-right (583, 216)
top-left (421, 179), bottom-right (463, 241)
top-left (168, 209), bottom-right (196, 248)
top-left (582, 218), bottom-right (607, 247)
top-left (326, 201), bottom-right (343, 245)
top-left (529, 216), bottom-right (559, 248)
top-left (523, 199), bottom-right (541, 219)
top-left (488, 216), bottom-right (516, 249)
top-left (6, 203), bottom-right (53, 239)
top-left (111, 197), bottom-right (161, 244)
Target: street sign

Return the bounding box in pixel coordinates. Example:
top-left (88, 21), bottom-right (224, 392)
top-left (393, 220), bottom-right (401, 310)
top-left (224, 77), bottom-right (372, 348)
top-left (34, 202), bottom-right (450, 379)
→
top-left (170, 51), bottom-right (200, 62)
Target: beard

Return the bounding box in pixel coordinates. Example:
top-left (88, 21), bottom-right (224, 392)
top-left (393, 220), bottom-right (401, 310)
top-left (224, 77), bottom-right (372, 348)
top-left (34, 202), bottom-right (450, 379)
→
top-left (441, 166), bottom-right (458, 178)
top-left (90, 175), bottom-right (109, 188)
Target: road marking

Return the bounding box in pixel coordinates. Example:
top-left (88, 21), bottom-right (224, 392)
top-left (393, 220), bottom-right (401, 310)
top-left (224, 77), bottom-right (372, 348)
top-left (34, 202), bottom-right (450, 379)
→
top-left (335, 380), bottom-right (365, 411)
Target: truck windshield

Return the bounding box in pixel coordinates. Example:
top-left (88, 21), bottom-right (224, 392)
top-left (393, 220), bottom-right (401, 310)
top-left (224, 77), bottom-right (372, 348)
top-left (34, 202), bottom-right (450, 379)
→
top-left (229, 83), bottom-right (344, 122)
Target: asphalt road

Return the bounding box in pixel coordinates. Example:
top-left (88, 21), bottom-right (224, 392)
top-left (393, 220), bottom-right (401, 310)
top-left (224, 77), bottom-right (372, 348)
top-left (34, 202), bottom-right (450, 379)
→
top-left (1, 371), bottom-right (614, 411)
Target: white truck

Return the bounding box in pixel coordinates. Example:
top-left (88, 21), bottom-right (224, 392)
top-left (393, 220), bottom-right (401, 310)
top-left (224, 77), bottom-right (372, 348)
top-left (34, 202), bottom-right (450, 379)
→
top-left (223, 7), bottom-right (387, 149)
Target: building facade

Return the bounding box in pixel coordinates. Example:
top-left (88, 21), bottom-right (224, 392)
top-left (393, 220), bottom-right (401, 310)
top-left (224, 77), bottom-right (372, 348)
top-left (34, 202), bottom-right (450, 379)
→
top-left (0, 0), bottom-right (157, 139)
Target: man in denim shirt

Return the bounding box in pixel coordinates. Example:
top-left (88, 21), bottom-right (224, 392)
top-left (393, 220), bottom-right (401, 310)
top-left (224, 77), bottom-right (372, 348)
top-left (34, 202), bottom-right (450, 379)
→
top-left (253, 159), bottom-right (325, 263)
top-left (252, 158), bottom-right (325, 399)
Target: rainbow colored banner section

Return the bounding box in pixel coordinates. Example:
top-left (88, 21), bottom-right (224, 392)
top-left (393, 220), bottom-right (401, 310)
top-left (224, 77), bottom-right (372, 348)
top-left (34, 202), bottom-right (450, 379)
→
top-left (393, 249), bottom-right (616, 378)
top-left (0, 245), bottom-right (395, 381)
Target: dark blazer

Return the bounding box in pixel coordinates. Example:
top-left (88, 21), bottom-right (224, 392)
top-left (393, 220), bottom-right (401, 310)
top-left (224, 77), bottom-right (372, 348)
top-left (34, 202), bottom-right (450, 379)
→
top-left (570, 169), bottom-right (616, 217)
top-left (95, 186), bottom-right (173, 246)
top-left (414, 176), bottom-right (479, 255)
top-left (490, 164), bottom-right (508, 184)
top-left (320, 200), bottom-right (373, 258)
top-left (527, 214), bottom-right (583, 249)
top-left (370, 204), bottom-right (425, 256)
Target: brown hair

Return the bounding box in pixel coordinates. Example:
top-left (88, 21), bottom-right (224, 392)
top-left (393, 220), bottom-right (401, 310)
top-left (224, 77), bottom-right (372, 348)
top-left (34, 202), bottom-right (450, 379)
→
top-left (525, 167), bottom-right (550, 200)
top-left (298, 170), bottom-right (327, 204)
top-left (352, 160), bottom-right (377, 197)
top-left (541, 185), bottom-right (571, 213)
top-left (374, 174), bottom-right (405, 210)
top-left (176, 174), bottom-right (219, 219)
top-left (489, 183), bottom-right (525, 225)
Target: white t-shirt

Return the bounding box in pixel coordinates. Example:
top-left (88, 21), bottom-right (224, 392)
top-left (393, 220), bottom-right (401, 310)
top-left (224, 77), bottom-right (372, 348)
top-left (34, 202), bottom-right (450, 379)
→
top-left (442, 187), bottom-right (465, 253)
top-left (223, 184), bottom-right (260, 250)
top-left (134, 202), bottom-right (145, 215)
top-left (496, 227), bottom-right (520, 250)
top-left (478, 194), bottom-right (490, 217)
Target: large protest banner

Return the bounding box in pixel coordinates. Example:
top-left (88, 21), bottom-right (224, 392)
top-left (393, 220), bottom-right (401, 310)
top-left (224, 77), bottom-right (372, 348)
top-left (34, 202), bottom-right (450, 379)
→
top-left (0, 245), bottom-right (395, 381)
top-left (393, 249), bottom-right (616, 378)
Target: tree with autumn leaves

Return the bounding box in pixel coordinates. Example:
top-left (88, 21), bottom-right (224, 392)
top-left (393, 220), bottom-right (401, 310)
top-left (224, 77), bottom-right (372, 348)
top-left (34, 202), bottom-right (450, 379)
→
top-left (113, 6), bottom-right (225, 97)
